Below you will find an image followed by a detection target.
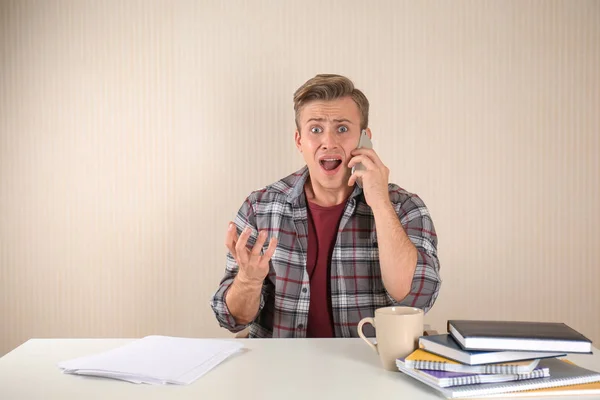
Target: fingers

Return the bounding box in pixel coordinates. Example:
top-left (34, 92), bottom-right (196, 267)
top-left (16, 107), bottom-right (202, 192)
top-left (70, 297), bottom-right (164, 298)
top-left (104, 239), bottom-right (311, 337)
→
top-left (348, 170), bottom-right (365, 186)
top-left (260, 236), bottom-right (278, 266)
top-left (250, 230), bottom-right (268, 259)
top-left (235, 226), bottom-right (252, 266)
top-left (347, 154), bottom-right (377, 171)
top-left (227, 223), bottom-right (278, 274)
top-left (351, 148), bottom-right (385, 169)
top-left (225, 222), bottom-right (239, 259)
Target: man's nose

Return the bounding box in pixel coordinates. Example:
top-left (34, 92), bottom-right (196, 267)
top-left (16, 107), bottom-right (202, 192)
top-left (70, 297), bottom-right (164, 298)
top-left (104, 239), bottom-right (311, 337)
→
top-left (321, 129), bottom-right (339, 149)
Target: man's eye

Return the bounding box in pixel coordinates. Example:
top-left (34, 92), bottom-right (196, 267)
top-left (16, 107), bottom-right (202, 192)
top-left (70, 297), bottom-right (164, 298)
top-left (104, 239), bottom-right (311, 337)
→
top-left (311, 127), bottom-right (322, 134)
top-left (338, 126), bottom-right (348, 133)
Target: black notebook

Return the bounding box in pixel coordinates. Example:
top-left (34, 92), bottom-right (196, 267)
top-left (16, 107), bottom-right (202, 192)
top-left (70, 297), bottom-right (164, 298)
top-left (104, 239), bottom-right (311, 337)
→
top-left (419, 334), bottom-right (566, 366)
top-left (448, 320), bottom-right (592, 353)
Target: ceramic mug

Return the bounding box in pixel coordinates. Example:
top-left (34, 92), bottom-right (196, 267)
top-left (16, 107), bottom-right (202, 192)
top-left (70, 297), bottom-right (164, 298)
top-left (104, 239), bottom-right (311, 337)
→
top-left (357, 306), bottom-right (424, 371)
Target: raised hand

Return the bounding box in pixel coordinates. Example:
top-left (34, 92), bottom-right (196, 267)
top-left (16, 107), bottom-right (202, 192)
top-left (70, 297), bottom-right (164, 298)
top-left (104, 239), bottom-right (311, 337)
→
top-left (225, 223), bottom-right (277, 286)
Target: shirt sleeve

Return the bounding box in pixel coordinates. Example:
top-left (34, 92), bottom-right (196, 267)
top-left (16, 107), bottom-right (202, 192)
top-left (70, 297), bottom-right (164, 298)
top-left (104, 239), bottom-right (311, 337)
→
top-left (209, 196), bottom-right (266, 333)
top-left (386, 192), bottom-right (442, 313)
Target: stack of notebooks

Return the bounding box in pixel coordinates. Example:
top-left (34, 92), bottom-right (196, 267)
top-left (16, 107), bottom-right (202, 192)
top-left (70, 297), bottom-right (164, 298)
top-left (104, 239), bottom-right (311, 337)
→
top-left (396, 320), bottom-right (600, 398)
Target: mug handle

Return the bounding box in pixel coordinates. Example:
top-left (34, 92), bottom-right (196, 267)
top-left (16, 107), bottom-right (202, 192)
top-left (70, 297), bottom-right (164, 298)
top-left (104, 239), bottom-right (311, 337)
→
top-left (357, 317), bottom-right (377, 353)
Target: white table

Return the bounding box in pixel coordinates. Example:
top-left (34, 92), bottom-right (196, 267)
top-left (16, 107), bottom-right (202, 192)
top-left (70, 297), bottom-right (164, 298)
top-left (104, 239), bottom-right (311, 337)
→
top-left (0, 338), bottom-right (598, 400)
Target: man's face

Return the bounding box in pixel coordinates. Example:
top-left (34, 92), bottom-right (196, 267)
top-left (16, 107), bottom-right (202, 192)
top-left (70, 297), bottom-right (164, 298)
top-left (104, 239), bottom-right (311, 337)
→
top-left (295, 96), bottom-right (368, 191)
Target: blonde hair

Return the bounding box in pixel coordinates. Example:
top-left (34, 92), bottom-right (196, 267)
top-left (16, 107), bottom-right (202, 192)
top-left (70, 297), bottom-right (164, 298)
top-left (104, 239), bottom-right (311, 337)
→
top-left (293, 74), bottom-right (369, 131)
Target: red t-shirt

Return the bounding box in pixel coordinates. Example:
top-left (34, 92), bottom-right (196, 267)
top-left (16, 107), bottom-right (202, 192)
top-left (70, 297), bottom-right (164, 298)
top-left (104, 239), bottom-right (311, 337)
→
top-left (305, 200), bottom-right (346, 338)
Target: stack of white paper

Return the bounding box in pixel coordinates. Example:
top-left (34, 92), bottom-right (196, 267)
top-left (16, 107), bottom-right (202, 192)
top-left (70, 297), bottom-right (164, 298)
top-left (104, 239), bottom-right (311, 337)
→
top-left (57, 335), bottom-right (244, 385)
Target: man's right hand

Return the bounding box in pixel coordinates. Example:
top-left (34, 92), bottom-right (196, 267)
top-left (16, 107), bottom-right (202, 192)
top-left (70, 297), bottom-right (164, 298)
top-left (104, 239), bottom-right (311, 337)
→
top-left (225, 222), bottom-right (277, 286)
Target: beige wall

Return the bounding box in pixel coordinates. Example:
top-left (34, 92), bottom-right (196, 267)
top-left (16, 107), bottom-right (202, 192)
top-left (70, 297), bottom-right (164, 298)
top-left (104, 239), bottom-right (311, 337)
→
top-left (1, 0), bottom-right (599, 356)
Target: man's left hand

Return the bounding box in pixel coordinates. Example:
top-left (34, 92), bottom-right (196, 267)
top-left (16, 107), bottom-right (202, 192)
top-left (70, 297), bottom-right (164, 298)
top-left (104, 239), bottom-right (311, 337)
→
top-left (347, 148), bottom-right (391, 211)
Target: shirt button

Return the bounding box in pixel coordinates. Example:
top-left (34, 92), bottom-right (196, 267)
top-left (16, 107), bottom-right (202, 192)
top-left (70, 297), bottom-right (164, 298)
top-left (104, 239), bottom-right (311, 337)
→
top-left (297, 324), bottom-right (304, 329)
top-left (302, 287), bottom-right (307, 293)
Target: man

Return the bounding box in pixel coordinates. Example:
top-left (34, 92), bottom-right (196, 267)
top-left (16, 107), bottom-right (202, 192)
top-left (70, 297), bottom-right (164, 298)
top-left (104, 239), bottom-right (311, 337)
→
top-left (210, 74), bottom-right (441, 338)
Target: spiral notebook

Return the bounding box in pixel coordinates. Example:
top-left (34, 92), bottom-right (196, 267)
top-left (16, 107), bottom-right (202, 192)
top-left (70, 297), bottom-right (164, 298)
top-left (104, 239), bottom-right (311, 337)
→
top-left (398, 357), bottom-right (600, 399)
top-left (404, 349), bottom-right (541, 374)
top-left (397, 357), bottom-right (549, 388)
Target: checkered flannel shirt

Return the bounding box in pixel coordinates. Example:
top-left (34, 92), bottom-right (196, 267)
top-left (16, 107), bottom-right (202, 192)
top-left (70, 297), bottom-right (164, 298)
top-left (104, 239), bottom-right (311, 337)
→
top-left (210, 166), bottom-right (441, 338)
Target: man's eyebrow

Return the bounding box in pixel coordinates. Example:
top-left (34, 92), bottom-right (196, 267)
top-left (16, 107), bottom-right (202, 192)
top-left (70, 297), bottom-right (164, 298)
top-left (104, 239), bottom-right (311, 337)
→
top-left (333, 118), bottom-right (353, 124)
top-left (305, 117), bottom-right (355, 124)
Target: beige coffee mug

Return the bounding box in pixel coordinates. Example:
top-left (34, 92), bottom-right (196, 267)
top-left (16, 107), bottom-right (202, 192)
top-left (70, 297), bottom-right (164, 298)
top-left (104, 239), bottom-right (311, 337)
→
top-left (358, 306), bottom-right (424, 371)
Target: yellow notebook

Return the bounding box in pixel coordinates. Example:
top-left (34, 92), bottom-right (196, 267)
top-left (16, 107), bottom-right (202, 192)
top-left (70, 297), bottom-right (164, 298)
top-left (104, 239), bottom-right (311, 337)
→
top-left (405, 349), bottom-right (540, 374)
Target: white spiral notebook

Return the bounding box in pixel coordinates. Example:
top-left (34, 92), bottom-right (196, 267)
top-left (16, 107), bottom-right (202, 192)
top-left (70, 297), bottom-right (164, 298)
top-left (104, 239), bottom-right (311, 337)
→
top-left (398, 357), bottom-right (600, 398)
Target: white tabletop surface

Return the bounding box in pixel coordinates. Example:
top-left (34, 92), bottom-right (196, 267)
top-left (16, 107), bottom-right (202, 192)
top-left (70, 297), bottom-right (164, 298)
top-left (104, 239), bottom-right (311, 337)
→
top-left (0, 338), bottom-right (598, 400)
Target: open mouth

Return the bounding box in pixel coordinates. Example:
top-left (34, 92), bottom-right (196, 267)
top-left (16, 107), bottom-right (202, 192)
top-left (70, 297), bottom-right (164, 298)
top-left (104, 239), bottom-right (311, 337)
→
top-left (319, 158), bottom-right (343, 173)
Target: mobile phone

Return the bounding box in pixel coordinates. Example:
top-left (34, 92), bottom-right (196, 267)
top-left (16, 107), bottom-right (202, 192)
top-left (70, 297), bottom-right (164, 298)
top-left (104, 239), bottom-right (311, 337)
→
top-left (352, 129), bottom-right (372, 188)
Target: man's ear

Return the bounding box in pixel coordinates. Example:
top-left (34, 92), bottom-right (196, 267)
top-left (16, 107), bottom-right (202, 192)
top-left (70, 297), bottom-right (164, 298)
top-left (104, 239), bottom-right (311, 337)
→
top-left (294, 130), bottom-right (302, 152)
top-left (365, 127), bottom-right (373, 140)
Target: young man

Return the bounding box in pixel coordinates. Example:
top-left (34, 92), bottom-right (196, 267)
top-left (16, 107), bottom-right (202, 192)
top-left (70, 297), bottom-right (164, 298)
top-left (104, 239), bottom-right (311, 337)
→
top-left (210, 74), bottom-right (441, 338)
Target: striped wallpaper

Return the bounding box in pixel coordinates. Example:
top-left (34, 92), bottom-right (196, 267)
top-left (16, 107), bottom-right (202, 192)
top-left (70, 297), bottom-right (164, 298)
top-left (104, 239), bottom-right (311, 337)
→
top-left (1, 0), bottom-right (599, 355)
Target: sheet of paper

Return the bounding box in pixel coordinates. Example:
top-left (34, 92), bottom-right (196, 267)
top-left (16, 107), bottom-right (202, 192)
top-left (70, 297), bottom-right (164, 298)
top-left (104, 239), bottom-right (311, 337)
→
top-left (58, 335), bottom-right (244, 385)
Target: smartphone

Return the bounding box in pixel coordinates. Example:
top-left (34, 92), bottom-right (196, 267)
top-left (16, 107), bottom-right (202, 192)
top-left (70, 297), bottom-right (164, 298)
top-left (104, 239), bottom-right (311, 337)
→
top-left (352, 129), bottom-right (373, 188)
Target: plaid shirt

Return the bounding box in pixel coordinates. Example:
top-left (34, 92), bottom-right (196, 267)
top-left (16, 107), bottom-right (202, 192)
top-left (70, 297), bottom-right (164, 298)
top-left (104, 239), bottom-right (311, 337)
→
top-left (210, 166), bottom-right (441, 338)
